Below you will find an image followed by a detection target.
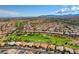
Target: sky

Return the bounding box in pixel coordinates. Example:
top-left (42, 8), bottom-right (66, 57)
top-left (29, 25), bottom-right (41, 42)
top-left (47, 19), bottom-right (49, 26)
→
top-left (0, 5), bottom-right (79, 17)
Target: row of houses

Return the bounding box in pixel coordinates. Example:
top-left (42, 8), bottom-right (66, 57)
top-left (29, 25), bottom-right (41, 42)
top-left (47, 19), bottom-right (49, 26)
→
top-left (0, 22), bottom-right (16, 37)
top-left (0, 21), bottom-right (79, 37)
top-left (23, 22), bottom-right (79, 36)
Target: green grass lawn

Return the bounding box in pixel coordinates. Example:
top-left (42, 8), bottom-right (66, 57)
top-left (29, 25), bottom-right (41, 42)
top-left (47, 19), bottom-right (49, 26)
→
top-left (70, 45), bottom-right (79, 49)
top-left (6, 33), bottom-right (72, 45)
top-left (6, 33), bottom-right (79, 49)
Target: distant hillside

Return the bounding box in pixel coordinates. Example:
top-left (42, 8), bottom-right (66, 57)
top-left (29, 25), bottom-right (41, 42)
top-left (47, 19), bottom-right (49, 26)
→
top-left (38, 14), bottom-right (79, 26)
top-left (38, 14), bottom-right (79, 19)
top-left (0, 14), bottom-right (79, 26)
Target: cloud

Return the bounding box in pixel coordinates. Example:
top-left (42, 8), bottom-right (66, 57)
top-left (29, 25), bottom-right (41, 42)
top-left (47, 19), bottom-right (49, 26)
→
top-left (52, 6), bottom-right (79, 15)
top-left (0, 9), bottom-right (26, 17)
